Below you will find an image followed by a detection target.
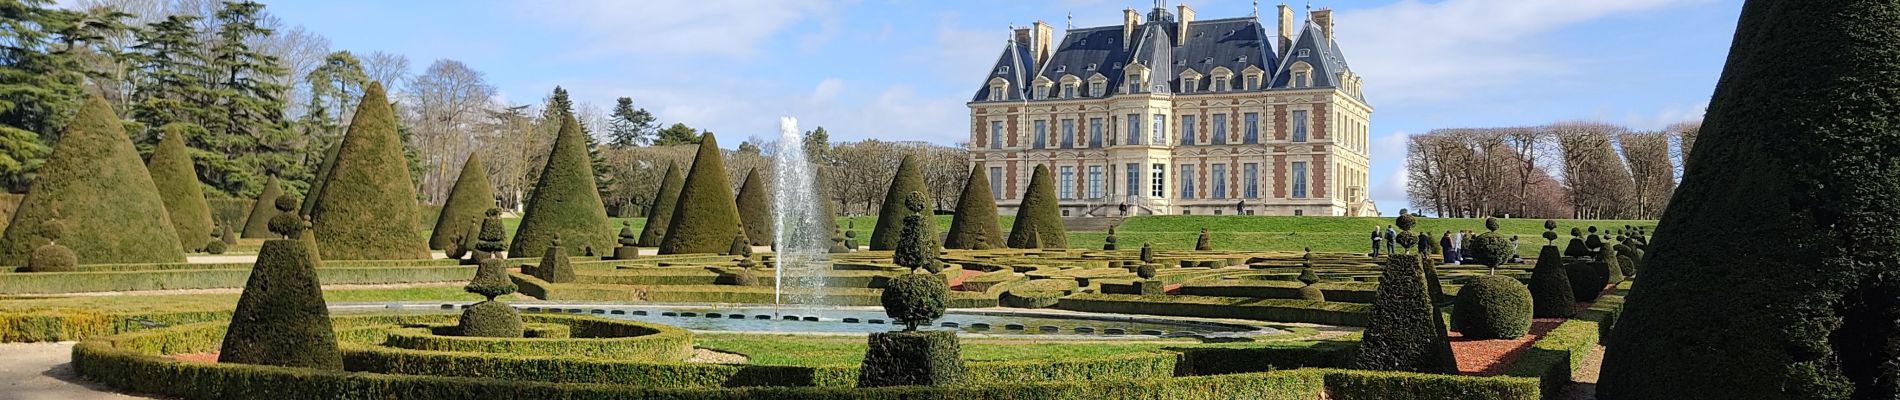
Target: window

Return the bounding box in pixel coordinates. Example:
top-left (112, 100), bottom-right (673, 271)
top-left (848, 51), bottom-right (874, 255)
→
top-left (1090, 81), bottom-right (1104, 97)
top-left (998, 65), bottom-right (1010, 74)
top-left (989, 121), bottom-right (1003, 149)
top-left (1179, 164), bottom-right (1195, 199)
top-left (1212, 114), bottom-right (1228, 145)
top-left (1212, 164), bottom-right (1227, 199)
top-left (1181, 115), bottom-right (1197, 145)
top-left (1243, 113), bottom-right (1260, 144)
top-left (1243, 163), bottom-right (1259, 198)
top-left (1294, 209), bottom-right (1304, 216)
top-left (1087, 166), bottom-right (1103, 199)
top-left (1151, 114), bottom-right (1166, 145)
top-left (1126, 75), bottom-right (1142, 93)
top-left (1058, 166), bottom-right (1075, 200)
top-left (1033, 86), bottom-right (1047, 100)
top-left (1298, 49), bottom-right (1310, 57)
top-left (1125, 114), bottom-right (1142, 145)
top-left (1033, 120), bottom-right (1047, 149)
top-left (1060, 119), bottom-right (1075, 149)
top-left (989, 84), bottom-right (1006, 101)
top-left (1291, 161), bottom-right (1308, 198)
top-left (1292, 72), bottom-right (1308, 88)
top-left (1126, 163), bottom-right (1140, 198)
top-left (1062, 85), bottom-right (1076, 99)
top-left (1151, 164), bottom-right (1166, 198)
top-left (1291, 110), bottom-right (1308, 142)
top-left (989, 167), bottom-right (1004, 199)
top-left (1214, 78), bottom-right (1229, 92)
top-left (1089, 118), bottom-right (1104, 148)
top-left (1245, 75), bottom-right (1260, 90)
top-left (1183, 78), bottom-right (1197, 93)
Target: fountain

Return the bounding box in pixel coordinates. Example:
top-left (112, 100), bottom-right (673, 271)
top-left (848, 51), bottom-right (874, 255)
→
top-left (770, 117), bottom-right (832, 305)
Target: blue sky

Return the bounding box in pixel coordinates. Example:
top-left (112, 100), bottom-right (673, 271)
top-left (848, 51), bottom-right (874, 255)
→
top-left (259, 0), bottom-right (1743, 214)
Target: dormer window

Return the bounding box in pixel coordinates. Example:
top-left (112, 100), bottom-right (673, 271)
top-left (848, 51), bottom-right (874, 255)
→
top-left (1112, 62), bottom-right (1123, 69)
top-left (1182, 78), bottom-right (1198, 93)
top-left (997, 65), bottom-right (1010, 74)
top-left (1245, 75), bottom-right (1260, 90)
top-left (1062, 84), bottom-right (1076, 99)
top-left (1298, 49), bottom-right (1310, 57)
top-left (1292, 72), bottom-right (1308, 88)
top-left (1090, 81), bottom-right (1105, 97)
top-left (1214, 78), bottom-right (1229, 92)
top-left (1126, 74), bottom-right (1142, 94)
top-left (988, 80), bottom-right (1008, 101)
top-left (1055, 65), bottom-right (1066, 73)
top-left (1033, 87), bottom-right (1047, 100)
top-left (1086, 63), bottom-right (1098, 71)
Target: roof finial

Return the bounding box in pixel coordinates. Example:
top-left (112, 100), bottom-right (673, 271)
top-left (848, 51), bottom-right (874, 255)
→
top-left (1066, 12), bottom-right (1073, 30)
top-left (1253, 0), bottom-right (1259, 17)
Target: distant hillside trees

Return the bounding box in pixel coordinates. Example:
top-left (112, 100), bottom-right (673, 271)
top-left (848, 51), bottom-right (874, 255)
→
top-left (1406, 120), bottom-right (1699, 220)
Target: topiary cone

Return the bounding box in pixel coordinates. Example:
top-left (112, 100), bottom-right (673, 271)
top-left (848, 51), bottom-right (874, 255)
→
top-left (0, 94), bottom-right (185, 265)
top-left (1351, 253), bottom-right (1457, 374)
top-left (510, 111), bottom-right (614, 258)
top-left (240, 177), bottom-right (286, 239)
top-left (944, 164), bottom-right (1002, 249)
top-left (870, 154), bottom-right (933, 251)
top-left (300, 140), bottom-right (341, 216)
top-left (530, 235), bottom-right (575, 283)
top-left (1195, 228), bottom-right (1212, 251)
top-left (429, 152), bottom-right (497, 251)
top-left (218, 230), bottom-right (340, 369)
top-left (659, 134), bottom-right (743, 254)
top-left (1528, 245), bottom-right (1576, 318)
top-left (1006, 164), bottom-right (1067, 249)
top-left (734, 168), bottom-right (772, 246)
top-left (636, 163), bottom-right (683, 247)
top-left (309, 82), bottom-right (430, 260)
top-left (148, 123), bottom-right (214, 251)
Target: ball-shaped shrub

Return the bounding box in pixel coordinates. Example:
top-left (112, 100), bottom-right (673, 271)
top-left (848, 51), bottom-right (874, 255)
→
top-left (464, 258), bottom-right (517, 299)
top-left (1484, 217), bottom-right (1500, 232)
top-left (1449, 275), bottom-right (1533, 339)
top-left (459, 300), bottom-right (524, 338)
top-left (266, 196), bottom-right (304, 239)
top-left (1139, 242), bottom-right (1155, 263)
top-left (1298, 267), bottom-right (1322, 285)
top-left (28, 242), bottom-right (78, 272)
top-left (204, 239), bottom-right (228, 255)
top-left (731, 268), bottom-right (760, 286)
top-left (1298, 283), bottom-right (1327, 301)
top-left (1136, 263), bottom-right (1158, 279)
top-left (1395, 209), bottom-right (1417, 231)
top-left (880, 273), bottom-right (947, 331)
top-left (1469, 232), bottom-right (1513, 270)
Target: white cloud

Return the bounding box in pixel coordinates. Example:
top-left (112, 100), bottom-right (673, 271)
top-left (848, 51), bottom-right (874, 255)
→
top-left (1367, 131), bottom-right (1413, 214)
top-left (518, 0), bottom-right (835, 59)
top-left (1618, 101), bottom-right (1708, 130)
top-left (809, 78), bottom-right (845, 104)
top-left (1335, 0), bottom-right (1711, 106)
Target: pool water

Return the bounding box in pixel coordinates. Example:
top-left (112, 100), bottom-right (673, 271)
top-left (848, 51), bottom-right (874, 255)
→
top-left (336, 303), bottom-right (1273, 338)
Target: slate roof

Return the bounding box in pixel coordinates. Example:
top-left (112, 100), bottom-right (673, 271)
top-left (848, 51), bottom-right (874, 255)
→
top-left (972, 9), bottom-right (1354, 103)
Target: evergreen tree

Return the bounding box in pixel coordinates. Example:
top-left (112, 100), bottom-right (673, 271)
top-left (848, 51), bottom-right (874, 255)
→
top-left (1006, 164), bottom-right (1067, 249)
top-left (240, 176), bottom-right (284, 238)
top-left (298, 51), bottom-right (368, 168)
top-left (658, 133), bottom-right (742, 254)
top-left (510, 107), bottom-right (614, 258)
top-left (429, 153), bottom-right (497, 251)
top-left (636, 162), bottom-right (683, 247)
top-left (653, 122), bottom-right (702, 146)
top-left (606, 97), bottom-right (656, 148)
top-left (734, 168), bottom-right (772, 246)
top-left (870, 154), bottom-right (932, 251)
top-left (802, 126), bottom-right (832, 163)
top-left (893, 191), bottom-right (940, 273)
top-left (1601, 2), bottom-right (1900, 398)
top-left (0, 0), bottom-right (116, 191)
top-left (300, 140), bottom-right (340, 216)
top-left (0, 94), bottom-right (184, 265)
top-left (148, 123), bottom-right (213, 250)
top-left (944, 165), bottom-right (1002, 250)
top-left (308, 82), bottom-right (429, 260)
top-left (218, 204), bottom-right (340, 370)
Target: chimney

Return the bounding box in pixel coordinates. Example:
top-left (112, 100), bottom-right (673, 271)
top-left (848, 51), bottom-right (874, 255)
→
top-left (1313, 8), bottom-right (1333, 41)
top-left (1124, 8), bottom-right (1140, 49)
top-left (1032, 20), bottom-right (1054, 68)
top-left (1277, 4), bottom-right (1294, 58)
top-left (1176, 4), bottom-right (1194, 41)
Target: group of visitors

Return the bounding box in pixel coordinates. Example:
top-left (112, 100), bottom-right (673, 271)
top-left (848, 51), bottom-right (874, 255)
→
top-left (1369, 225), bottom-right (1521, 265)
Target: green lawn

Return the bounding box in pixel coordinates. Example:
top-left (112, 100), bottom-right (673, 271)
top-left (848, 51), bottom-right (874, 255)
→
top-left (694, 332), bottom-right (1323, 367)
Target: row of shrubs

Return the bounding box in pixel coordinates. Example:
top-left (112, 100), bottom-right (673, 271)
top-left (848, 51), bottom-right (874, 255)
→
top-left (1173, 280), bottom-right (1459, 304)
top-left (378, 319), bottom-right (692, 361)
top-left (1501, 283), bottom-right (1629, 398)
top-left (511, 275), bottom-right (998, 308)
top-left (0, 257), bottom-right (469, 273)
top-left (0, 266), bottom-right (477, 294)
top-left (1056, 294), bottom-right (1372, 326)
top-left (0, 308), bottom-right (231, 342)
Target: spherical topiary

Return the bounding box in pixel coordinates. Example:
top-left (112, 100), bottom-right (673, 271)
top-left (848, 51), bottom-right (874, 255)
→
top-left (1298, 267), bottom-right (1322, 285)
top-left (1102, 225), bottom-right (1119, 251)
top-left (38, 213), bottom-right (65, 243)
top-left (1484, 217), bottom-right (1501, 232)
top-left (1449, 275), bottom-right (1533, 339)
top-left (27, 241), bottom-right (78, 272)
top-left (204, 239), bottom-right (228, 255)
top-left (1392, 211), bottom-right (1419, 251)
top-left (880, 273), bottom-right (947, 331)
top-left (1469, 232), bottom-right (1513, 273)
top-left (464, 258), bottom-right (517, 300)
top-left (1395, 209), bottom-right (1418, 231)
top-left (1528, 245), bottom-right (1576, 318)
top-left (267, 195), bottom-right (304, 239)
top-left (1542, 220), bottom-right (1559, 244)
top-left (459, 300), bottom-right (523, 338)
top-left (1564, 227), bottom-right (1590, 258)
top-left (1136, 263), bottom-right (1158, 279)
top-left (1139, 242), bottom-right (1155, 264)
top-left (1298, 283), bottom-right (1327, 301)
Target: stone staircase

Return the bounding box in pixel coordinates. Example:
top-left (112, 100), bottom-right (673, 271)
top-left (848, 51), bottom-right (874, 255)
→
top-left (1060, 216), bottom-right (1124, 232)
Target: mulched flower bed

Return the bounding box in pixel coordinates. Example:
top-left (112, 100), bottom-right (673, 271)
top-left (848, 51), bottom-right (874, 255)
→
top-left (1448, 284), bottom-right (1614, 376)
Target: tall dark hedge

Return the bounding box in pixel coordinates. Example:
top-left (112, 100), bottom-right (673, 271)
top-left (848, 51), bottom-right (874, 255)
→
top-left (659, 133), bottom-right (742, 254)
top-left (944, 165), bottom-right (1002, 250)
top-left (1006, 164), bottom-right (1067, 249)
top-left (869, 154), bottom-right (932, 251)
top-left (1351, 254), bottom-right (1457, 374)
top-left (510, 113), bottom-right (614, 258)
top-left (636, 163), bottom-right (683, 247)
top-left (218, 238), bottom-right (342, 370)
top-left (429, 153), bottom-right (497, 251)
top-left (1601, 1), bottom-right (1900, 398)
top-left (148, 123), bottom-right (213, 251)
top-left (309, 83), bottom-right (430, 260)
top-left (240, 177), bottom-right (285, 239)
top-left (0, 94), bottom-right (184, 265)
top-left (734, 168), bottom-right (772, 246)
top-left (1528, 245), bottom-right (1576, 318)
top-left (299, 141), bottom-right (341, 217)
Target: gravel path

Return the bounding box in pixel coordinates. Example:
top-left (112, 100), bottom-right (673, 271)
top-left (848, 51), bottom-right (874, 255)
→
top-left (0, 342), bottom-right (152, 400)
top-left (1561, 345), bottom-right (1607, 400)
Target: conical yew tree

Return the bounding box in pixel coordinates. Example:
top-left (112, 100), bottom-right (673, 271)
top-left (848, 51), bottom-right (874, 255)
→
top-left (509, 112), bottom-right (614, 258)
top-left (869, 154), bottom-right (931, 251)
top-left (300, 141), bottom-right (340, 216)
top-left (428, 153), bottom-right (497, 251)
top-left (636, 162), bottom-right (683, 247)
top-left (659, 133), bottom-right (742, 254)
top-left (0, 94), bottom-right (183, 265)
top-left (218, 201), bottom-right (341, 369)
top-left (240, 176), bottom-right (286, 238)
top-left (1600, 1), bottom-right (1900, 398)
top-left (309, 82), bottom-right (430, 260)
top-left (1007, 164), bottom-right (1067, 248)
top-left (148, 123), bottom-right (213, 250)
top-left (734, 168), bottom-right (772, 246)
top-left (944, 165), bottom-right (1002, 250)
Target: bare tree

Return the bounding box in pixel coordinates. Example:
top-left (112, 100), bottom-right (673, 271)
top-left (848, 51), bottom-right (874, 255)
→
top-left (1666, 120), bottom-right (1702, 178)
top-left (1552, 121), bottom-right (1635, 219)
top-left (406, 59), bottom-right (496, 202)
top-left (361, 51), bottom-right (410, 89)
top-left (919, 144), bottom-right (971, 213)
top-left (1619, 131), bottom-right (1676, 219)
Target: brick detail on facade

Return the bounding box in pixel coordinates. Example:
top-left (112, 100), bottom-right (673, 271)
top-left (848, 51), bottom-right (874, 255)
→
top-left (1311, 154), bottom-right (1329, 198)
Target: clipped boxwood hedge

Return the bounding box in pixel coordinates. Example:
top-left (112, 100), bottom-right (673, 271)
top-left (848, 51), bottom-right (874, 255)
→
top-left (1057, 293), bottom-right (1371, 327)
top-left (381, 317), bottom-right (692, 361)
top-left (0, 266), bottom-right (477, 295)
top-left (511, 275), bottom-right (997, 308)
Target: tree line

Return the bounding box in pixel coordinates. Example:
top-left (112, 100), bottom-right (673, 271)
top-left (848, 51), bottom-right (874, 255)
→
top-left (1405, 120), bottom-right (1700, 220)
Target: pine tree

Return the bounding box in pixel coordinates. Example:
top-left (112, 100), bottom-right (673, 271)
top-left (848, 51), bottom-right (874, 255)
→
top-left (428, 153), bottom-right (497, 251)
top-left (659, 133), bottom-right (742, 254)
top-left (870, 154), bottom-right (932, 251)
top-left (653, 123), bottom-right (703, 146)
top-left (734, 168), bottom-right (772, 246)
top-left (0, 94), bottom-right (184, 265)
top-left (308, 82), bottom-right (430, 260)
top-left (1006, 164), bottom-right (1067, 249)
top-left (509, 110), bottom-right (615, 258)
top-left (636, 162), bottom-right (684, 247)
top-left (606, 97), bottom-right (656, 148)
top-left (944, 165), bottom-right (1002, 250)
top-left (148, 123), bottom-right (213, 250)
top-left (0, 0), bottom-right (90, 191)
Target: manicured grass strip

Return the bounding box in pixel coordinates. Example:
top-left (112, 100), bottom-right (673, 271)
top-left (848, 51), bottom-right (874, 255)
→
top-left (1057, 293), bottom-right (1371, 326)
